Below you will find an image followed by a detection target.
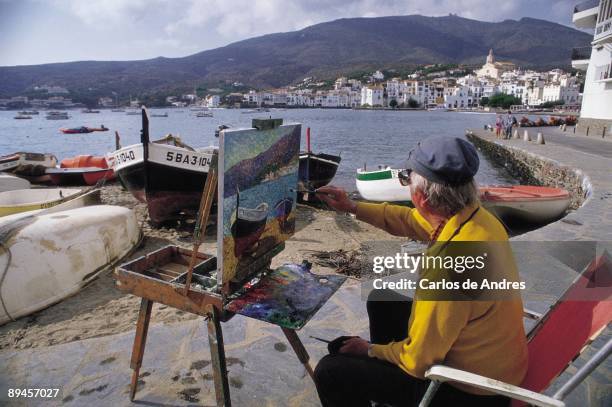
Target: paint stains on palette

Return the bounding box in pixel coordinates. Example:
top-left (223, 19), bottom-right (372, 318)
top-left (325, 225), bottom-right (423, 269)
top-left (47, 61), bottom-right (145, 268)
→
top-left (225, 263), bottom-right (346, 330)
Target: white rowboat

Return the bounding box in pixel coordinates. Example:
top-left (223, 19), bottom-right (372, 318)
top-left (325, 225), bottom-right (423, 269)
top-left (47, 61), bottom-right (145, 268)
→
top-left (0, 205), bottom-right (141, 324)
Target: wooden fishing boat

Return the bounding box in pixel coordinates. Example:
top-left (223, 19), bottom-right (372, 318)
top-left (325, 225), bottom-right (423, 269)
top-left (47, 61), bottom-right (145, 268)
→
top-left (0, 174), bottom-right (30, 192)
top-left (0, 152), bottom-right (58, 183)
top-left (356, 166), bottom-right (411, 202)
top-left (47, 167), bottom-right (115, 186)
top-left (480, 186), bottom-right (571, 223)
top-left (0, 205), bottom-right (140, 325)
top-left (0, 188), bottom-right (91, 217)
top-left (47, 155), bottom-right (115, 186)
top-left (109, 108), bottom-right (216, 225)
top-left (298, 128), bottom-right (341, 198)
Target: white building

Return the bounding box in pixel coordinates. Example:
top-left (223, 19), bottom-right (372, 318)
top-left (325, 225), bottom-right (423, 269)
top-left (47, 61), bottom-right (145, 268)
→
top-left (361, 86), bottom-right (384, 106)
top-left (572, 0), bottom-right (612, 132)
top-left (205, 95), bottom-right (220, 108)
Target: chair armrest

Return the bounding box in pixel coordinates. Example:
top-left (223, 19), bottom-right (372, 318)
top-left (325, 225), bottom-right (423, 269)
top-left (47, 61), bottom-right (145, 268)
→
top-left (523, 308), bottom-right (543, 320)
top-left (424, 365), bottom-right (564, 407)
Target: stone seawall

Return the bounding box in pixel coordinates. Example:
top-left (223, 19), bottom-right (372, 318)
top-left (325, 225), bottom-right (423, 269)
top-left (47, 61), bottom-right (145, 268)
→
top-left (467, 131), bottom-right (591, 210)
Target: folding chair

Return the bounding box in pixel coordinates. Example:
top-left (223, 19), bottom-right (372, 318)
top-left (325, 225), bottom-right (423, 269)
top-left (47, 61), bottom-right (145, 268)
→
top-left (419, 253), bottom-right (612, 407)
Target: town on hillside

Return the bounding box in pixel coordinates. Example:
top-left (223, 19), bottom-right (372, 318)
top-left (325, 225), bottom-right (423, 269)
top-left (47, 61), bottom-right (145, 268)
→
top-left (0, 50), bottom-right (583, 112)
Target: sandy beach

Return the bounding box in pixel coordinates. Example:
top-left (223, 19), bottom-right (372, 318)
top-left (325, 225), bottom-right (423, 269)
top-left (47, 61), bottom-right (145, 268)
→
top-left (0, 184), bottom-right (405, 350)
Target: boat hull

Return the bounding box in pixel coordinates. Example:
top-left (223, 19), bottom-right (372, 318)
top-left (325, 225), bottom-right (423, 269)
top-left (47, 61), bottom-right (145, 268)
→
top-left (299, 153), bottom-right (340, 190)
top-left (0, 174), bottom-right (30, 192)
top-left (47, 168), bottom-right (115, 186)
top-left (0, 188), bottom-right (88, 217)
top-left (480, 186), bottom-right (571, 223)
top-left (111, 143), bottom-right (214, 224)
top-left (0, 205), bottom-right (140, 325)
top-left (356, 168), bottom-right (411, 202)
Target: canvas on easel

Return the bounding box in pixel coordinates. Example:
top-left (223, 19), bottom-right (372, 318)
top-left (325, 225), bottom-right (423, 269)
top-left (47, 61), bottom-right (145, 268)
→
top-left (217, 120), bottom-right (346, 329)
top-left (217, 122), bottom-right (301, 288)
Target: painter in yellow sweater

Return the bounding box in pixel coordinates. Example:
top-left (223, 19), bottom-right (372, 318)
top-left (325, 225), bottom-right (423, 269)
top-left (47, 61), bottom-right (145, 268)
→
top-left (313, 136), bottom-right (528, 407)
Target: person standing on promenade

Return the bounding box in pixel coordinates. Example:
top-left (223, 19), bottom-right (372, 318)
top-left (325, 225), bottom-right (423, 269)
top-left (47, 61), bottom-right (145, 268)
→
top-left (313, 136), bottom-right (528, 407)
top-left (495, 115), bottom-right (503, 138)
top-left (504, 110), bottom-right (516, 139)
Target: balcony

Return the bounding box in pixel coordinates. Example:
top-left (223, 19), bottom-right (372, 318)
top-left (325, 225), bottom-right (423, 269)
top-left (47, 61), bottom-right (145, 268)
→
top-left (573, 0), bottom-right (599, 28)
top-left (571, 46), bottom-right (592, 70)
top-left (594, 16), bottom-right (612, 43)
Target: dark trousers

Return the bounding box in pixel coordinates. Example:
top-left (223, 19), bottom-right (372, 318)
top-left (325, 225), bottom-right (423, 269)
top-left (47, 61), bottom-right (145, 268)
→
top-left (314, 289), bottom-right (510, 407)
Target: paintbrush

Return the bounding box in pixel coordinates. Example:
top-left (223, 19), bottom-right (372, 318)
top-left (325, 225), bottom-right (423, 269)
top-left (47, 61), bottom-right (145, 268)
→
top-left (310, 335), bottom-right (331, 343)
top-left (291, 188), bottom-right (334, 197)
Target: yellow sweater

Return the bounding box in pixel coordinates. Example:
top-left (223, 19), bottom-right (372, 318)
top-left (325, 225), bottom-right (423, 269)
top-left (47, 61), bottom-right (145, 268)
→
top-left (356, 202), bottom-right (528, 394)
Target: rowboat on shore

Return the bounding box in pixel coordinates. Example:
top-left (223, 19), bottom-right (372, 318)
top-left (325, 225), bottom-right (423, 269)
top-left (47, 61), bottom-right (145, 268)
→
top-left (0, 205), bottom-right (140, 325)
top-left (480, 185), bottom-right (571, 223)
top-left (356, 166), bottom-right (411, 202)
top-left (0, 174), bottom-right (30, 192)
top-left (298, 128), bottom-right (341, 201)
top-left (47, 155), bottom-right (115, 186)
top-left (0, 188), bottom-right (97, 217)
top-left (355, 167), bottom-right (570, 223)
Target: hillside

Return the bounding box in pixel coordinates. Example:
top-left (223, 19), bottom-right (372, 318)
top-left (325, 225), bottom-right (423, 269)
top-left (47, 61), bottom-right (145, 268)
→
top-left (0, 15), bottom-right (592, 97)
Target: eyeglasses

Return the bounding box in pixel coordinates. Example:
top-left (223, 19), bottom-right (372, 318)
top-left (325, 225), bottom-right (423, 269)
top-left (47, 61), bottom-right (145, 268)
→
top-left (398, 169), bottom-right (412, 186)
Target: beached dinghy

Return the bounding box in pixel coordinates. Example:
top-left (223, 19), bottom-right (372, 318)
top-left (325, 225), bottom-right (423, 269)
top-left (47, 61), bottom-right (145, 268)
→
top-left (0, 188), bottom-right (92, 217)
top-left (48, 155), bottom-right (116, 186)
top-left (0, 174), bottom-right (30, 192)
top-left (0, 205), bottom-right (140, 325)
top-left (298, 128), bottom-right (340, 201)
top-left (356, 166), bottom-right (411, 202)
top-left (480, 186), bottom-right (571, 223)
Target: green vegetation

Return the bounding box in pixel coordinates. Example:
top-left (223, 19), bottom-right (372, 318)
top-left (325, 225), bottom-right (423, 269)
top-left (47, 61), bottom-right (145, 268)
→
top-left (407, 98), bottom-right (420, 108)
top-left (389, 99), bottom-right (398, 108)
top-left (539, 99), bottom-right (565, 108)
top-left (485, 93), bottom-right (522, 109)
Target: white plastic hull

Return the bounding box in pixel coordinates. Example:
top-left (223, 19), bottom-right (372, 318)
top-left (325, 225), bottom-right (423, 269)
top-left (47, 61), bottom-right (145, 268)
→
top-left (0, 174), bottom-right (30, 192)
top-left (0, 205), bottom-right (140, 324)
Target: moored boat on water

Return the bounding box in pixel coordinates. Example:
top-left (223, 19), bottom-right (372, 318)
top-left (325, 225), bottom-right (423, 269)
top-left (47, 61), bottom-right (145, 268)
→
top-left (45, 111), bottom-right (69, 120)
top-left (0, 188), bottom-right (97, 217)
top-left (59, 125), bottom-right (108, 134)
top-left (14, 114), bottom-right (32, 119)
top-left (110, 108), bottom-right (217, 225)
top-left (0, 205), bottom-right (140, 325)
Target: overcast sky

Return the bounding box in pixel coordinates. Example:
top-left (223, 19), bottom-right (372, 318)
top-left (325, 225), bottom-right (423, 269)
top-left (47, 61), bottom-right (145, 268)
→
top-left (0, 0), bottom-right (579, 67)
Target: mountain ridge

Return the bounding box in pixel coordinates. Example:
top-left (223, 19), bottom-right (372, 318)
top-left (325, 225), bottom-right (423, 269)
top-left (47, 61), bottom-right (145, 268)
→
top-left (0, 14), bottom-right (591, 97)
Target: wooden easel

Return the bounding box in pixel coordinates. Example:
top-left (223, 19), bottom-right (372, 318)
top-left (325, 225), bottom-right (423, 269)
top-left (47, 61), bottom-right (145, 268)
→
top-left (119, 154), bottom-right (315, 407)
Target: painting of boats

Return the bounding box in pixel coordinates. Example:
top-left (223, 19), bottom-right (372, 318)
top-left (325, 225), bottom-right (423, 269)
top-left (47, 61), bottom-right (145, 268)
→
top-left (217, 120), bottom-right (301, 286)
top-left (109, 108), bottom-right (216, 225)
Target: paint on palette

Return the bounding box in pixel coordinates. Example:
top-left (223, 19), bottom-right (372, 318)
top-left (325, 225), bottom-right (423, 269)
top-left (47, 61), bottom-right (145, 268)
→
top-left (217, 123), bottom-right (301, 287)
top-left (225, 263), bottom-right (347, 330)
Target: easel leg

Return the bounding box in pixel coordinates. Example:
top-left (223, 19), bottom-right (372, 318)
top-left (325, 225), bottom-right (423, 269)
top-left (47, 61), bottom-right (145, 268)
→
top-left (129, 298), bottom-right (153, 401)
top-left (281, 328), bottom-right (315, 380)
top-left (207, 306), bottom-right (231, 407)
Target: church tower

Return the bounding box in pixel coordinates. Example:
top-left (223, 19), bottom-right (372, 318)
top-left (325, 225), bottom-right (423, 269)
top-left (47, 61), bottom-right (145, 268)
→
top-left (486, 49), bottom-right (495, 65)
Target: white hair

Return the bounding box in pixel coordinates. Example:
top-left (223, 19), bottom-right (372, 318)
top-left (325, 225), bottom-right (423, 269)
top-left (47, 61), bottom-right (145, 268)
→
top-left (410, 172), bottom-right (479, 217)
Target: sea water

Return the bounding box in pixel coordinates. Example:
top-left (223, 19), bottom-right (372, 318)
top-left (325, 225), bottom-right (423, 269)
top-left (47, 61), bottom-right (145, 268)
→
top-left (0, 108), bottom-right (515, 189)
